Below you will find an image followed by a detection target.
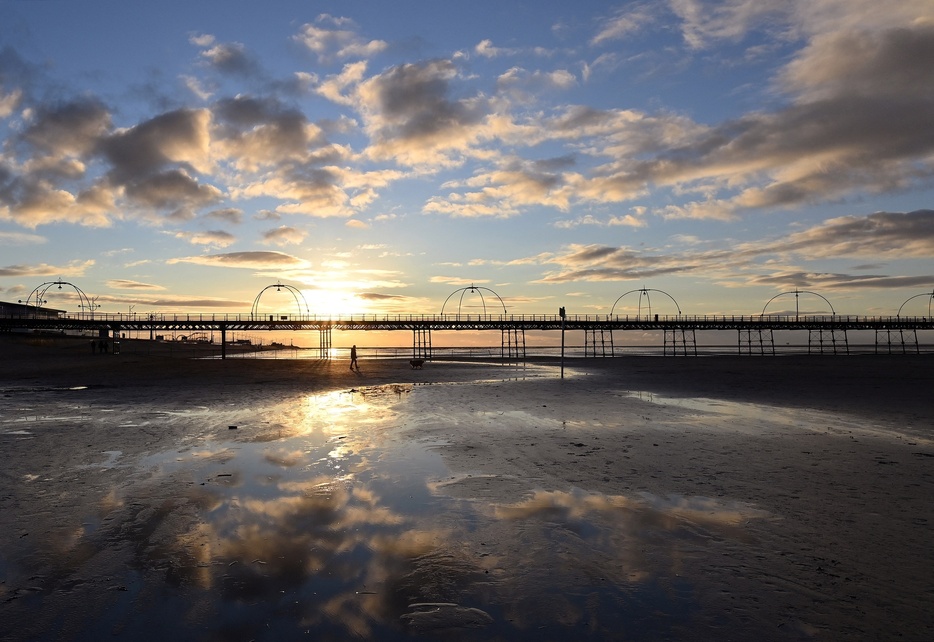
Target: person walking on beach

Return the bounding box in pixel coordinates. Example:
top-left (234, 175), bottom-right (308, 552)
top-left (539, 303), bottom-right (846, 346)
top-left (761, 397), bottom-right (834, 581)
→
top-left (350, 344), bottom-right (358, 371)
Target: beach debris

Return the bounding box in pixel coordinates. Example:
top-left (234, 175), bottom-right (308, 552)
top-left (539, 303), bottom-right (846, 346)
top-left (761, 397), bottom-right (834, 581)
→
top-left (228, 425), bottom-right (237, 430)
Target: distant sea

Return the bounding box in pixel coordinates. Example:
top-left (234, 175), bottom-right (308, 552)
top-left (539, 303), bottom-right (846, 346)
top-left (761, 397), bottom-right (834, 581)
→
top-left (225, 342), bottom-right (930, 359)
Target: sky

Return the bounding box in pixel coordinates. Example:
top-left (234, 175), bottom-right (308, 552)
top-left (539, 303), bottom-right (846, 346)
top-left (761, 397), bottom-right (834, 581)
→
top-left (1, 0), bottom-right (933, 323)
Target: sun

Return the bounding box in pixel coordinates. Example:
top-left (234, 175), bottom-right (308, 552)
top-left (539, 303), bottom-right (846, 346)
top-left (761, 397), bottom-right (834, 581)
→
top-left (300, 284), bottom-right (371, 317)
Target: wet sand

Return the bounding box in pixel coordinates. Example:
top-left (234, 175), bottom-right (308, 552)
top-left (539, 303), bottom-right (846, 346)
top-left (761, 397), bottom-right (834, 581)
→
top-left (1, 335), bottom-right (932, 640)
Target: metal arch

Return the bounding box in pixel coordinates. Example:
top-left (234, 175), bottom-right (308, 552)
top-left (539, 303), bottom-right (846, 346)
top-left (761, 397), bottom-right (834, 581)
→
top-left (896, 290), bottom-right (934, 318)
top-left (609, 288), bottom-right (682, 318)
top-left (250, 282), bottom-right (310, 318)
top-left (440, 284), bottom-right (508, 316)
top-left (761, 289), bottom-right (836, 318)
top-left (20, 279), bottom-right (97, 318)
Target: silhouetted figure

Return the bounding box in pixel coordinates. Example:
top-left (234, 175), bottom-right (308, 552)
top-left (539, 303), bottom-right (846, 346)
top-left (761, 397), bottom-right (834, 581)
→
top-left (350, 345), bottom-right (358, 371)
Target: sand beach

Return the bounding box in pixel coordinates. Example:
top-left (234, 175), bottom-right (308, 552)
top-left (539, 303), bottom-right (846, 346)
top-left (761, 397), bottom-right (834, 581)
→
top-left (1, 335), bottom-right (932, 640)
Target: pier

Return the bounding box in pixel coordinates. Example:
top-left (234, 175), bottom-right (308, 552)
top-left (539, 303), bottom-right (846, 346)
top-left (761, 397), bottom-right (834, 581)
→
top-left (4, 282), bottom-right (932, 358)
top-left (2, 311), bottom-right (932, 358)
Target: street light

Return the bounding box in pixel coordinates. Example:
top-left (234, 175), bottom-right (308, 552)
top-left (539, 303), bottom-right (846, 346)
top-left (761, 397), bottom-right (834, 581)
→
top-left (559, 306), bottom-right (566, 379)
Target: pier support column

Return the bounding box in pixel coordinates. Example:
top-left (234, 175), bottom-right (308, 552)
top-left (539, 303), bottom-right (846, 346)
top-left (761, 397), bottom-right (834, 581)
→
top-left (413, 327), bottom-right (432, 360)
top-left (664, 328), bottom-right (698, 356)
top-left (584, 328), bottom-right (612, 356)
top-left (220, 325), bottom-right (227, 360)
top-left (318, 326), bottom-right (332, 359)
top-left (737, 328), bottom-right (774, 355)
top-left (501, 327), bottom-right (526, 359)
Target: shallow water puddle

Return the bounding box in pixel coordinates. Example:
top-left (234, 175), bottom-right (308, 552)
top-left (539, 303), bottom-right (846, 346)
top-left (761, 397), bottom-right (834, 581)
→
top-left (3, 384), bottom-right (772, 640)
top-left (626, 389), bottom-right (934, 443)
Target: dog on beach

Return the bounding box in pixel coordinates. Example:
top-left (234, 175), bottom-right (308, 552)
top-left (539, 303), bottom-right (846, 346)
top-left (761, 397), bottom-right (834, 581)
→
top-left (409, 359), bottom-right (425, 369)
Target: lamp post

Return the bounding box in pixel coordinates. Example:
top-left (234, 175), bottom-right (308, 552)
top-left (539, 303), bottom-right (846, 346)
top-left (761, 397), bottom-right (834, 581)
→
top-left (559, 306), bottom-right (566, 380)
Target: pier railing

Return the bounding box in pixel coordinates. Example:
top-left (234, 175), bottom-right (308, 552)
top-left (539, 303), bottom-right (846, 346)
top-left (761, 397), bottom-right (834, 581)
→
top-left (2, 311), bottom-right (932, 336)
top-left (2, 311), bottom-right (933, 324)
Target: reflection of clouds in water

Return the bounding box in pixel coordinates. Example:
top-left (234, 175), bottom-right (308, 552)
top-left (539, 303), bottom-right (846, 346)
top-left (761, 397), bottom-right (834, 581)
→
top-left (495, 489), bottom-right (769, 530)
top-left (637, 492), bottom-right (770, 528)
top-left (262, 447), bottom-right (305, 467)
top-left (158, 469), bottom-right (466, 638)
top-left (478, 488), bottom-right (771, 628)
top-left (189, 447), bottom-right (238, 463)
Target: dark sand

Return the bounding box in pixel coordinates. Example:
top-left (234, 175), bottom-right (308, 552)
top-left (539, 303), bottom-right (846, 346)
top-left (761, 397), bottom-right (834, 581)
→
top-left (1, 335), bottom-right (932, 640)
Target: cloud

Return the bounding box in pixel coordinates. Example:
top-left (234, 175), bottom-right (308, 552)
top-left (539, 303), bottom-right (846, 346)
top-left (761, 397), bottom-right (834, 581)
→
top-left (429, 275), bottom-right (490, 286)
top-left (97, 293), bottom-right (248, 308)
top-left (0, 97), bottom-right (118, 227)
top-left (555, 23), bottom-right (934, 218)
top-left (355, 60), bottom-right (494, 166)
top-left (553, 213), bottom-right (647, 228)
top-left (213, 95), bottom-right (332, 171)
top-left (173, 229), bottom-right (236, 247)
top-left (496, 67), bottom-right (577, 99)
top-left (106, 279), bottom-right (166, 291)
top-left (527, 210), bottom-right (933, 289)
top-left (167, 251), bottom-right (309, 269)
top-left (780, 24), bottom-right (934, 102)
top-left (124, 169), bottom-right (222, 215)
top-left (212, 95), bottom-right (392, 218)
top-left (204, 207), bottom-right (243, 224)
top-left (0, 87), bottom-right (22, 118)
top-left (744, 271), bottom-right (934, 292)
top-left (293, 16), bottom-right (387, 62)
top-left (92, 108), bottom-right (222, 221)
top-left (0, 229), bottom-right (45, 244)
top-left (747, 210), bottom-right (934, 259)
top-left (0, 96), bottom-right (252, 228)
top-left (424, 155), bottom-right (576, 217)
top-left (591, 4), bottom-right (658, 46)
top-left (475, 39), bottom-right (517, 59)
top-left (99, 108), bottom-right (212, 182)
top-left (418, 105), bottom-right (712, 217)
top-left (182, 75), bottom-right (214, 101)
top-left (668, 0), bottom-right (785, 50)
top-left (0, 173), bottom-right (115, 228)
top-left (188, 33), bottom-right (215, 48)
top-left (20, 97), bottom-right (111, 159)
top-left (198, 41), bottom-right (262, 77)
top-left (261, 225), bottom-right (306, 246)
top-left (357, 292), bottom-right (408, 301)
top-left (0, 259), bottom-right (94, 277)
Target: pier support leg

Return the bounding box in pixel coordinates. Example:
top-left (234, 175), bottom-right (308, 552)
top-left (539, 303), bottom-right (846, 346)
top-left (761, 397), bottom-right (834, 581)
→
top-left (319, 326), bottom-right (332, 359)
top-left (413, 328), bottom-right (431, 360)
top-left (221, 326), bottom-right (227, 360)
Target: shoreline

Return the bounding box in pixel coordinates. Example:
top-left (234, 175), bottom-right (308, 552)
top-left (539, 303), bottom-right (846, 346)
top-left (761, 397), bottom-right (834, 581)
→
top-left (4, 334), bottom-right (931, 421)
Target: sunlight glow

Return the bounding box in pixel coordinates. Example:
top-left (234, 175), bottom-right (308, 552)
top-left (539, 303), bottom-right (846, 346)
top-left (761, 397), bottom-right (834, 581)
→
top-left (301, 285), bottom-right (372, 317)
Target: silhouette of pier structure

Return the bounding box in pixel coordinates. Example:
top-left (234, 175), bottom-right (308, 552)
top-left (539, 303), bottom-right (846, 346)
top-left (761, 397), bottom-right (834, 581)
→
top-left (2, 283), bottom-right (932, 359)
